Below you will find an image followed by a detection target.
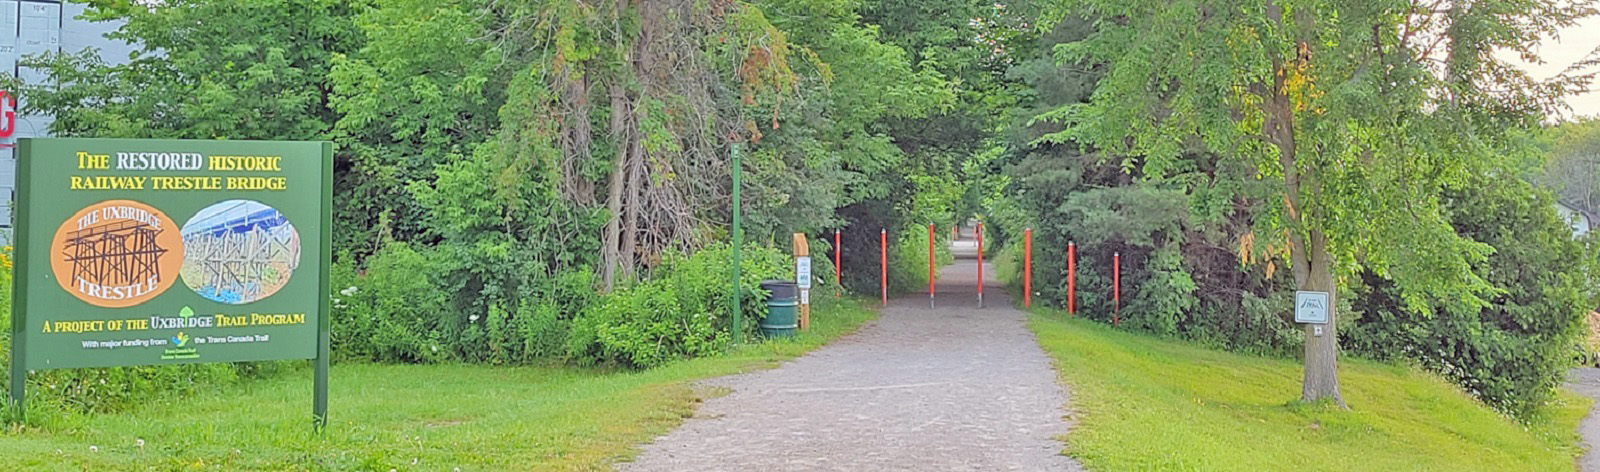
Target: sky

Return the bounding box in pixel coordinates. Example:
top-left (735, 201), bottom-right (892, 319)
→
top-left (1505, 16), bottom-right (1600, 121)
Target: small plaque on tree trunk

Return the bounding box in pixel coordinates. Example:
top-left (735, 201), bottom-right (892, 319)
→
top-left (1295, 291), bottom-right (1330, 324)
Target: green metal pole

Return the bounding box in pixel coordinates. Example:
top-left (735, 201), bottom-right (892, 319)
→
top-left (313, 142), bottom-right (333, 432)
top-left (8, 139), bottom-right (33, 424)
top-left (731, 143), bottom-right (743, 346)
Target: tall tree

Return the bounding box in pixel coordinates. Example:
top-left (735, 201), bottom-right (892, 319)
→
top-left (21, 0), bottom-right (364, 139)
top-left (1043, 0), bottom-right (1594, 404)
top-left (1541, 119), bottom-right (1600, 215)
top-left (332, 0), bottom-right (944, 291)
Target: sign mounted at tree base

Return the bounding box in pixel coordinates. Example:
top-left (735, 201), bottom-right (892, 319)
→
top-left (1295, 291), bottom-right (1330, 324)
top-left (8, 138), bottom-right (332, 428)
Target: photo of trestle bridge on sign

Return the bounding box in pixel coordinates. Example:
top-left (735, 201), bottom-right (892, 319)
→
top-left (179, 199), bottom-right (300, 305)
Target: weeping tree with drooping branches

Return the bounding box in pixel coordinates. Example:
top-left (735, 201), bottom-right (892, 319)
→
top-left (1040, 0), bottom-right (1596, 406)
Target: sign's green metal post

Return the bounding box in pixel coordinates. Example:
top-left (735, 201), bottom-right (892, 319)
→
top-left (314, 142), bottom-right (333, 432)
top-left (731, 143), bottom-right (743, 346)
top-left (8, 139), bottom-right (35, 422)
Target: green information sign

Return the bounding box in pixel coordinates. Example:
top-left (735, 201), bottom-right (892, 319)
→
top-left (7, 138), bottom-right (332, 427)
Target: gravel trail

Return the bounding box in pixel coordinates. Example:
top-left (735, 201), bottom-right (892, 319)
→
top-left (1568, 368), bottom-right (1600, 471)
top-left (619, 241), bottom-right (1083, 471)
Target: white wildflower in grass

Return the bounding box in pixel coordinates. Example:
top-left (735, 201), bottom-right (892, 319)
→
top-left (469, 314), bottom-right (480, 323)
top-left (89, 446), bottom-right (98, 453)
top-left (136, 438), bottom-right (145, 448)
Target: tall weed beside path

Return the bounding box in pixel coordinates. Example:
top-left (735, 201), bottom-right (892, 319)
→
top-left (888, 228), bottom-right (954, 295)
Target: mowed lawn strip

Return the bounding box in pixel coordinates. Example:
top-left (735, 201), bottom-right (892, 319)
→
top-left (1029, 313), bottom-right (1590, 472)
top-left (0, 298), bottom-right (876, 471)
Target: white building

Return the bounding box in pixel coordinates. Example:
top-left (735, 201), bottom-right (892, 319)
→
top-left (0, 0), bottom-right (134, 236)
top-left (1557, 201), bottom-right (1593, 237)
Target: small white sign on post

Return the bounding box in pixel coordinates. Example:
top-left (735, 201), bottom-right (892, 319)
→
top-left (796, 256), bottom-right (813, 289)
top-left (1295, 291), bottom-right (1330, 324)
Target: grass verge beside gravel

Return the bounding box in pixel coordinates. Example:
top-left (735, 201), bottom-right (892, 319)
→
top-left (1029, 312), bottom-right (1590, 471)
top-left (0, 297), bottom-right (876, 471)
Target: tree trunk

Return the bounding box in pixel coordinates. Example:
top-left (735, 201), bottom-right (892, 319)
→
top-left (619, 104), bottom-right (643, 280)
top-left (1294, 229), bottom-right (1346, 406)
top-left (562, 71), bottom-right (595, 206)
top-left (1260, 1), bottom-right (1346, 404)
top-left (600, 82), bottom-right (629, 291)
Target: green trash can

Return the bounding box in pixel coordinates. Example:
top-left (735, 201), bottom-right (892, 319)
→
top-left (759, 280), bottom-right (799, 338)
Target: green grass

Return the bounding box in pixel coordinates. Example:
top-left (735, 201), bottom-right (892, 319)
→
top-left (1029, 312), bottom-right (1591, 471)
top-left (0, 297), bottom-right (877, 471)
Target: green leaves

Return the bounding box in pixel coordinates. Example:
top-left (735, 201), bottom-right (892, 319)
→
top-left (1043, 0), bottom-right (1584, 314)
top-left (568, 244), bottom-right (793, 367)
top-left (1345, 178), bottom-right (1600, 417)
top-left (23, 0), bottom-right (363, 141)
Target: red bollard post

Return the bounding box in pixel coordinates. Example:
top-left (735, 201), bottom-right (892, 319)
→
top-left (928, 223), bottom-right (936, 308)
top-left (1067, 242), bottom-right (1076, 317)
top-left (1113, 251), bottom-right (1121, 326)
top-left (880, 229), bottom-right (888, 307)
top-left (977, 222), bottom-right (985, 308)
top-left (834, 229), bottom-right (842, 297)
top-left (1023, 228), bottom-right (1032, 309)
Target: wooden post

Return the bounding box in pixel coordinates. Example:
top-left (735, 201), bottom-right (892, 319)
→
top-left (793, 233), bottom-right (811, 331)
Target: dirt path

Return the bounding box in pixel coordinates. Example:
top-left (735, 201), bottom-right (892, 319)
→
top-left (1568, 368), bottom-right (1600, 471)
top-left (619, 241), bottom-right (1082, 471)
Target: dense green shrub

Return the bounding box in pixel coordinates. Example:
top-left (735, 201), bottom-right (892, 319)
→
top-left (567, 244), bottom-right (798, 368)
top-left (1344, 181), bottom-right (1599, 417)
top-left (330, 243), bottom-right (453, 363)
top-left (1125, 243), bottom-right (1196, 336)
top-left (330, 242), bottom-right (601, 365)
top-left (998, 151), bottom-right (1198, 328)
top-left (332, 241), bottom-right (826, 369)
